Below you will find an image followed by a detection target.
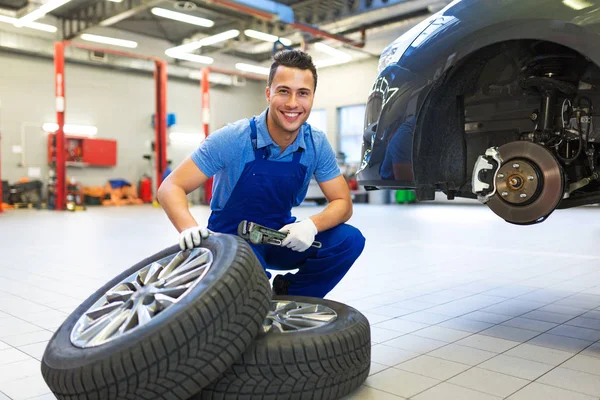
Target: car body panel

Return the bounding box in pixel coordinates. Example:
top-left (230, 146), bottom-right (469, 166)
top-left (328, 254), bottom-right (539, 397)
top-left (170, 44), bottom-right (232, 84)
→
top-left (358, 0), bottom-right (600, 190)
top-left (400, 0), bottom-right (600, 82)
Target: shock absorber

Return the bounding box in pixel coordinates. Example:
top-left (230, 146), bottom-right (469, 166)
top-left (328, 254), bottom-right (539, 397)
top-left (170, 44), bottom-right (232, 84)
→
top-left (540, 88), bottom-right (556, 133)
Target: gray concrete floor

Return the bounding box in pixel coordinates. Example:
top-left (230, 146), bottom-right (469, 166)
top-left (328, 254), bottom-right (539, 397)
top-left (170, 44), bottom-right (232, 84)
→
top-left (2, 202), bottom-right (600, 399)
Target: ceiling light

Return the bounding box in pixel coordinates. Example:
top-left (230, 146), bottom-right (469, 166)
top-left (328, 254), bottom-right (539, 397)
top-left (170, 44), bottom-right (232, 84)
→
top-left (563, 0), bottom-right (593, 9)
top-left (107, 0), bottom-right (122, 2)
top-left (244, 29), bottom-right (291, 46)
top-left (314, 58), bottom-right (352, 69)
top-left (196, 29), bottom-right (239, 47)
top-left (151, 7), bottom-right (214, 27)
top-left (173, 29), bottom-right (240, 53)
top-left (165, 49), bottom-right (213, 64)
top-left (24, 21), bottom-right (57, 32)
top-left (81, 33), bottom-right (138, 48)
top-left (0, 15), bottom-right (56, 32)
top-left (235, 63), bottom-right (270, 76)
top-left (314, 42), bottom-right (351, 60)
top-left (15, 0), bottom-right (71, 26)
top-left (43, 123), bottom-right (98, 136)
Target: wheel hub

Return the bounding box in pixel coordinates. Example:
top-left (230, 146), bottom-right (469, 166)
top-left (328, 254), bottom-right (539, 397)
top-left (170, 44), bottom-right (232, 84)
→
top-left (496, 159), bottom-right (540, 205)
top-left (486, 141), bottom-right (564, 225)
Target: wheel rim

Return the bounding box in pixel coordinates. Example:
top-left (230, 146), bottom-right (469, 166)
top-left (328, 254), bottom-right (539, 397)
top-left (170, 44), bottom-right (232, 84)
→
top-left (71, 248), bottom-right (213, 348)
top-left (487, 141), bottom-right (564, 225)
top-left (263, 300), bottom-right (337, 333)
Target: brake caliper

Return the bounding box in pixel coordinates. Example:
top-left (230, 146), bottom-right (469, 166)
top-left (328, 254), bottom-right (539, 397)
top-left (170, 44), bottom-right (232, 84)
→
top-left (472, 147), bottom-right (503, 203)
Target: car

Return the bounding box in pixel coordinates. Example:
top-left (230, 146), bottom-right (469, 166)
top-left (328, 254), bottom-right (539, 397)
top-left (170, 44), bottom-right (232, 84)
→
top-left (357, 0), bottom-right (600, 225)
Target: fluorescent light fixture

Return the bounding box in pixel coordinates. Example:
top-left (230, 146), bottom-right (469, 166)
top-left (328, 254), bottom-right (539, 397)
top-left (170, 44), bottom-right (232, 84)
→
top-left (314, 42), bottom-right (351, 60)
top-left (165, 48), bottom-right (214, 64)
top-left (235, 63), bottom-right (270, 75)
top-left (151, 7), bottom-right (214, 27)
top-left (15, 0), bottom-right (71, 26)
top-left (196, 29), bottom-right (239, 47)
top-left (172, 29), bottom-right (240, 53)
top-left (43, 123), bottom-right (98, 136)
top-left (244, 29), bottom-right (291, 46)
top-left (0, 14), bottom-right (56, 31)
top-left (312, 42), bottom-right (352, 69)
top-left (314, 58), bottom-right (352, 69)
top-left (107, 0), bottom-right (122, 2)
top-left (81, 33), bottom-right (138, 48)
top-left (169, 132), bottom-right (205, 144)
top-left (563, 0), bottom-right (593, 9)
top-left (24, 21), bottom-right (57, 32)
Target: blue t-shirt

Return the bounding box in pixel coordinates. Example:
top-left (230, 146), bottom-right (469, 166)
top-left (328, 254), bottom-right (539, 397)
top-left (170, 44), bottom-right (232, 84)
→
top-left (191, 109), bottom-right (341, 211)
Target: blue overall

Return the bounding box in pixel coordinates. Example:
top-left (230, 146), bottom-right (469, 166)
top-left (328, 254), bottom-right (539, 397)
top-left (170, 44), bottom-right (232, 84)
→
top-left (207, 117), bottom-right (365, 298)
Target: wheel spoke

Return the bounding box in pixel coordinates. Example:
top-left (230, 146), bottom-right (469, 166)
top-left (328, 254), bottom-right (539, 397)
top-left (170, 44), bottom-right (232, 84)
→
top-left (165, 251), bottom-right (211, 280)
top-left (273, 301), bottom-right (297, 314)
top-left (106, 290), bottom-right (134, 303)
top-left (155, 294), bottom-right (177, 309)
top-left (136, 304), bottom-right (153, 327)
top-left (158, 251), bottom-right (186, 280)
top-left (270, 320), bottom-right (285, 333)
top-left (287, 304), bottom-right (322, 315)
top-left (118, 307), bottom-right (139, 334)
top-left (143, 262), bottom-right (163, 286)
top-left (79, 308), bottom-right (131, 347)
top-left (162, 265), bottom-right (208, 288)
top-left (278, 319), bottom-right (303, 331)
top-left (282, 316), bottom-right (330, 328)
top-left (85, 301), bottom-right (124, 320)
top-left (153, 284), bottom-right (190, 298)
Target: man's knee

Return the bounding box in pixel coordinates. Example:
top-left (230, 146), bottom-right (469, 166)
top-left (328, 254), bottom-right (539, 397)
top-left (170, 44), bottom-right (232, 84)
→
top-left (337, 224), bottom-right (366, 259)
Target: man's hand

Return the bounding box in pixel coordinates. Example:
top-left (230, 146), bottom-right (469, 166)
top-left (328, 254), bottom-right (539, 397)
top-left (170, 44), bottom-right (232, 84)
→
top-left (279, 219), bottom-right (318, 252)
top-left (179, 226), bottom-right (210, 251)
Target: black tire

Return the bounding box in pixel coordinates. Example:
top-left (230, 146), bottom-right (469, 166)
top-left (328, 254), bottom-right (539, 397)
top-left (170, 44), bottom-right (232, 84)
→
top-left (41, 234), bottom-right (272, 400)
top-left (197, 296), bottom-right (371, 400)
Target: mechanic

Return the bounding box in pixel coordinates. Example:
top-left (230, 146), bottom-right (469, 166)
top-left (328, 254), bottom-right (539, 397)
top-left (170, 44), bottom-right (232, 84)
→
top-left (157, 49), bottom-right (365, 298)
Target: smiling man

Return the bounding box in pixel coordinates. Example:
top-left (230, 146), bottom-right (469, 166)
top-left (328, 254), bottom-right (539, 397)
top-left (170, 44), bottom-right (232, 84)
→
top-left (157, 50), bottom-right (365, 298)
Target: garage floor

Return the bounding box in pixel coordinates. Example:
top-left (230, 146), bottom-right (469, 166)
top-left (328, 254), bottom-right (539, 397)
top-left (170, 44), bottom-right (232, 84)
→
top-left (2, 202), bottom-right (600, 399)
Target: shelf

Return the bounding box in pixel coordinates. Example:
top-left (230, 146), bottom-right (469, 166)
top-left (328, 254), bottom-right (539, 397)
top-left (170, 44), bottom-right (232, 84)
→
top-left (66, 161), bottom-right (90, 168)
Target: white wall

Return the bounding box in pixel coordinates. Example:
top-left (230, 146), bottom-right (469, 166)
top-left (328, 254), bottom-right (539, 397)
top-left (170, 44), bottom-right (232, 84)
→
top-left (311, 58), bottom-right (379, 151)
top-left (0, 51), bottom-right (266, 192)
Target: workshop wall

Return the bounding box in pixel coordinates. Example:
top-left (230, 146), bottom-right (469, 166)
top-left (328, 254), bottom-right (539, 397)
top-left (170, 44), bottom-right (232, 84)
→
top-left (311, 58), bottom-right (378, 151)
top-left (0, 51), bottom-right (266, 189)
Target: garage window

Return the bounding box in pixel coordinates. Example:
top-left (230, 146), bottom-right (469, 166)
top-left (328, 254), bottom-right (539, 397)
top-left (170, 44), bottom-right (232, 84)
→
top-left (338, 104), bottom-right (366, 163)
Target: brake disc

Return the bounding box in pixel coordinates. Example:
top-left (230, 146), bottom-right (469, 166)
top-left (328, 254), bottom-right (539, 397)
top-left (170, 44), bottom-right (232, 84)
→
top-left (486, 141), bottom-right (564, 225)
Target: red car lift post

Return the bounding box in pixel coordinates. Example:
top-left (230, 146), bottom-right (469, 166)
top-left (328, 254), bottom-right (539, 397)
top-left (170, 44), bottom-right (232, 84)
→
top-left (202, 67), bottom-right (213, 204)
top-left (53, 41), bottom-right (168, 210)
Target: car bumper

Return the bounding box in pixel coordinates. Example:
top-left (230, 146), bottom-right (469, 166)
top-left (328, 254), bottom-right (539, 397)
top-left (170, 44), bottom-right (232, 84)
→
top-left (357, 65), bottom-right (432, 189)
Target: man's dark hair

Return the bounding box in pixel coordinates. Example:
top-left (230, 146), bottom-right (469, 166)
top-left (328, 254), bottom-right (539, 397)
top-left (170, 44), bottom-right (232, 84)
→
top-left (268, 50), bottom-right (318, 92)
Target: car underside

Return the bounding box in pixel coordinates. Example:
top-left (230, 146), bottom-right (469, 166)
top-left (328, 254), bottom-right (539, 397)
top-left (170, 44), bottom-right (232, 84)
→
top-left (413, 40), bottom-right (600, 224)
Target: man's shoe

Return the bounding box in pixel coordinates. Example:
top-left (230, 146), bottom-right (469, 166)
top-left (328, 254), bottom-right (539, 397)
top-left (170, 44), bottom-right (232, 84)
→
top-left (272, 275), bottom-right (290, 296)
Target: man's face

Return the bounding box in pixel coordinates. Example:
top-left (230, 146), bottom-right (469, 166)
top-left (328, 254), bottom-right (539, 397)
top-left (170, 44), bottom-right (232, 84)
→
top-left (266, 66), bottom-right (315, 135)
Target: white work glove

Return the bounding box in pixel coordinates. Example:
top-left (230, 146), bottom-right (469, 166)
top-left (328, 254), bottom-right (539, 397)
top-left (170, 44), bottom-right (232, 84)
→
top-left (279, 218), bottom-right (318, 252)
top-left (179, 226), bottom-right (210, 251)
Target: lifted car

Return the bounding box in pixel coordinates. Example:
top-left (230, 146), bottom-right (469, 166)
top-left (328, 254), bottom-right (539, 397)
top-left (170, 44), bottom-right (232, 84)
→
top-left (358, 0), bottom-right (600, 225)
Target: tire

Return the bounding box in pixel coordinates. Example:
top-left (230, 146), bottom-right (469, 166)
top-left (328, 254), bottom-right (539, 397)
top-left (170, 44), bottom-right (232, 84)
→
top-left (197, 296), bottom-right (371, 400)
top-left (41, 234), bottom-right (272, 400)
